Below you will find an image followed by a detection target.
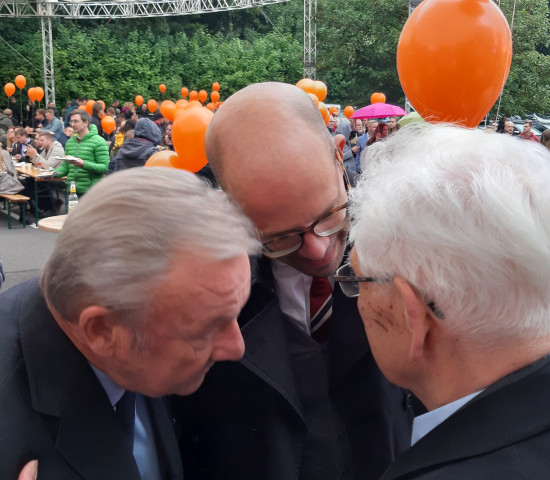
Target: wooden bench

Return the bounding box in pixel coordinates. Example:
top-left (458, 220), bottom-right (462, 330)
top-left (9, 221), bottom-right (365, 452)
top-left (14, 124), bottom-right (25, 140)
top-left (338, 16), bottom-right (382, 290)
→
top-left (0, 193), bottom-right (31, 229)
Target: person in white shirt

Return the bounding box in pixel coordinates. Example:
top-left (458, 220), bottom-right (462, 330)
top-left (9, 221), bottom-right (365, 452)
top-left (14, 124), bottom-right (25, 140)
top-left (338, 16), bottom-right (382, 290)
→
top-left (345, 122), bottom-right (550, 479)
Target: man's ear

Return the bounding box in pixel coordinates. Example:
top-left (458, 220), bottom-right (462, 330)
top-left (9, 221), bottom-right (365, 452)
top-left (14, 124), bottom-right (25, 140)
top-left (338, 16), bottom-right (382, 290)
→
top-left (393, 277), bottom-right (431, 360)
top-left (334, 134), bottom-right (346, 158)
top-left (78, 305), bottom-right (119, 357)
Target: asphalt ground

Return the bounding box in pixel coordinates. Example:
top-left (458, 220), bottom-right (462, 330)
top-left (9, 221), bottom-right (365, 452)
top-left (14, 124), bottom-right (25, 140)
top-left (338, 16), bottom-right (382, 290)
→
top-left (0, 208), bottom-right (58, 293)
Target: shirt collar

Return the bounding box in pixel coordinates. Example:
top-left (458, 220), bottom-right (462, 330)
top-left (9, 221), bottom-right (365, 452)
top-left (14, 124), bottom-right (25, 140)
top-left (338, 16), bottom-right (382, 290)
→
top-left (411, 389), bottom-right (483, 446)
top-left (89, 364), bottom-right (125, 407)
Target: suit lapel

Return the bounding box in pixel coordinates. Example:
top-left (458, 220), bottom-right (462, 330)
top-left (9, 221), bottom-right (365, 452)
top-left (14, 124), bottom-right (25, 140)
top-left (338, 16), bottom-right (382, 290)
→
top-left (147, 397), bottom-right (184, 479)
top-left (382, 356), bottom-right (550, 479)
top-left (20, 279), bottom-right (141, 478)
top-left (240, 296), bottom-right (305, 421)
top-left (329, 286), bottom-right (370, 382)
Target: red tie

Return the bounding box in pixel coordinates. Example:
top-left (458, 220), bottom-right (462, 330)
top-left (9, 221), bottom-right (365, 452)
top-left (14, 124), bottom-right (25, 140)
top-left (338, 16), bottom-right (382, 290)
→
top-left (309, 276), bottom-right (333, 343)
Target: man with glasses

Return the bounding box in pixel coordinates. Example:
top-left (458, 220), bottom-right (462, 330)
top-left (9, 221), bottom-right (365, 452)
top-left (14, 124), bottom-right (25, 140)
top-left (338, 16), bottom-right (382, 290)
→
top-left (344, 123), bottom-right (550, 479)
top-left (173, 82), bottom-right (412, 480)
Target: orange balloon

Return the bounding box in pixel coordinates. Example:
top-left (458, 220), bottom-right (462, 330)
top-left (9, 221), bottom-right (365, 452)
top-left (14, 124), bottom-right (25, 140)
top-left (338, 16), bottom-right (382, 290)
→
top-left (187, 100), bottom-right (202, 109)
top-left (135, 95), bottom-right (144, 107)
top-left (176, 99), bottom-right (189, 109)
top-left (78, 105), bottom-right (87, 111)
top-left (212, 82), bottom-right (220, 92)
top-left (159, 83), bottom-right (166, 94)
top-left (370, 93), bottom-right (386, 104)
top-left (198, 90), bottom-right (208, 103)
top-left (210, 90), bottom-right (220, 103)
top-left (314, 80), bottom-right (327, 102)
top-left (307, 92), bottom-right (319, 106)
top-left (397, 0), bottom-right (512, 128)
top-left (329, 106), bottom-right (339, 115)
top-left (85, 99), bottom-right (94, 115)
top-left (101, 116), bottom-right (116, 135)
top-left (145, 149), bottom-right (179, 168)
top-left (189, 90), bottom-right (198, 101)
top-left (15, 75), bottom-right (26, 90)
top-left (35, 87), bottom-right (44, 102)
top-left (344, 106), bottom-right (354, 119)
top-left (206, 102), bottom-right (216, 111)
top-left (171, 107), bottom-right (213, 173)
top-left (4, 83), bottom-right (15, 97)
top-left (181, 87), bottom-right (189, 98)
top-left (160, 100), bottom-right (177, 122)
top-left (296, 78), bottom-right (316, 95)
top-left (27, 87), bottom-right (36, 102)
top-left (147, 99), bottom-right (158, 114)
top-left (318, 102), bottom-right (330, 125)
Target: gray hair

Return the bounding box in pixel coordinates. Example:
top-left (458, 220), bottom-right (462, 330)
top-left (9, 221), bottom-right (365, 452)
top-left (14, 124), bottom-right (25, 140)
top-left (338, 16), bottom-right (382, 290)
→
top-left (40, 167), bottom-right (260, 322)
top-left (350, 123), bottom-right (550, 346)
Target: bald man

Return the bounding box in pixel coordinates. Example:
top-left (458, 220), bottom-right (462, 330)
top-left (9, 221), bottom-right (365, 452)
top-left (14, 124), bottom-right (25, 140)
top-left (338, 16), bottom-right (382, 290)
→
top-left (173, 83), bottom-right (412, 480)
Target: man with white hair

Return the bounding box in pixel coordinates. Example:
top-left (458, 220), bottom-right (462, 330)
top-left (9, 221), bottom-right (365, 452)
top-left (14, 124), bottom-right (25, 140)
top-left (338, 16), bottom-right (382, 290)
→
top-left (1, 167), bottom-right (259, 479)
top-left (342, 123), bottom-right (550, 479)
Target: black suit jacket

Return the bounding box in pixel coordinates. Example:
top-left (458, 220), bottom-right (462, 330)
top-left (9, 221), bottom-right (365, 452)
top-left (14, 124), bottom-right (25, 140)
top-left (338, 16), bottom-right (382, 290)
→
top-left (174, 257), bottom-right (412, 480)
top-left (0, 279), bottom-right (183, 479)
top-left (380, 355), bottom-right (550, 479)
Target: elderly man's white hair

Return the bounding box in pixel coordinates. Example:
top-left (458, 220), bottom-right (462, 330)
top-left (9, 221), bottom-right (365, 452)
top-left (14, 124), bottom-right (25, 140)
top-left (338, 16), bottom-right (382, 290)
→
top-left (350, 123), bottom-right (550, 346)
top-left (41, 167), bottom-right (260, 323)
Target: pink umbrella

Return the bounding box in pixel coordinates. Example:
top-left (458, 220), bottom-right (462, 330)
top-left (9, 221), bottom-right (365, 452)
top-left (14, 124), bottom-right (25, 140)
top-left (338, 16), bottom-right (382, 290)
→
top-left (350, 103), bottom-right (406, 119)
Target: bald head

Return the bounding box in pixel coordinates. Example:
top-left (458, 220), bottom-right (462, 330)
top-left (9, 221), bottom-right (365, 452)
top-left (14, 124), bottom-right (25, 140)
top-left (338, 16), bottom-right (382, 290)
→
top-left (206, 82), bottom-right (335, 204)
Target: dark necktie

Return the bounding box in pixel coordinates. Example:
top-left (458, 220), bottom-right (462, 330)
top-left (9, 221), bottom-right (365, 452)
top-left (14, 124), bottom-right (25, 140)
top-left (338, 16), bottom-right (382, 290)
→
top-left (115, 391), bottom-right (136, 451)
top-left (310, 276), bottom-right (333, 343)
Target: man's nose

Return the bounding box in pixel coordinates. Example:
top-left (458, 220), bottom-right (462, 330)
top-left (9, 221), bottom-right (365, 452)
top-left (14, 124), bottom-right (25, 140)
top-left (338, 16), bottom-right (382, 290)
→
top-left (298, 231), bottom-right (331, 260)
top-left (211, 320), bottom-right (245, 362)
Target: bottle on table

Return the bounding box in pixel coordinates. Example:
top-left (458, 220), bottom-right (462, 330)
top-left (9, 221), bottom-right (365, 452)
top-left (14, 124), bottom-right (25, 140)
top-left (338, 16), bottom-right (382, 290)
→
top-left (68, 181), bottom-right (78, 213)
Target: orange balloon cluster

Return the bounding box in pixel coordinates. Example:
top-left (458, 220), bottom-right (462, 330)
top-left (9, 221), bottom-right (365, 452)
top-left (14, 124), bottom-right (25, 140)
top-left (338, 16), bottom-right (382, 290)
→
top-left (296, 78), bottom-right (327, 103)
top-left (297, 78), bottom-right (330, 123)
top-left (27, 87), bottom-right (45, 102)
top-left (371, 93), bottom-right (386, 104)
top-left (4, 83), bottom-right (15, 97)
top-left (397, 0), bottom-right (512, 127)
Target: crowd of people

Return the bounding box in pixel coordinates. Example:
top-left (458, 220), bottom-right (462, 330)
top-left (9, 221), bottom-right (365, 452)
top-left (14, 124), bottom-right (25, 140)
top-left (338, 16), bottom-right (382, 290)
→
top-left (0, 98), bottom-right (176, 223)
top-left (2, 82), bottom-right (550, 480)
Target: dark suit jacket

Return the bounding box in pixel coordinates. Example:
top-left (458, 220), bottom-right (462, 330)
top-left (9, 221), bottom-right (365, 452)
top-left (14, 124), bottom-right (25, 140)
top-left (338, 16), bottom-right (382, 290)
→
top-left (0, 279), bottom-right (183, 479)
top-left (174, 257), bottom-right (412, 480)
top-left (380, 355), bottom-right (550, 480)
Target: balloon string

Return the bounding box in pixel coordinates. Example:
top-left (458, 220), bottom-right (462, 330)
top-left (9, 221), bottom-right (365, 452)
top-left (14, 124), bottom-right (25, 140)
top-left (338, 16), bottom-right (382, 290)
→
top-left (495, 0), bottom-right (517, 122)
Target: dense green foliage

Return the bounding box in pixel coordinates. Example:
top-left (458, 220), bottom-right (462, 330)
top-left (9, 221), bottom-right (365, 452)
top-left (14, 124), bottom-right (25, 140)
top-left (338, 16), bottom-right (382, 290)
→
top-left (0, 0), bottom-right (548, 115)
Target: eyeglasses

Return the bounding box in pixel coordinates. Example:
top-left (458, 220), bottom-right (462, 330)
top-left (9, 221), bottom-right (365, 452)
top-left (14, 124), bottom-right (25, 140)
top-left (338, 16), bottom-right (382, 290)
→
top-left (335, 262), bottom-right (445, 319)
top-left (334, 262), bottom-right (387, 297)
top-left (261, 202), bottom-right (349, 258)
top-left (260, 150), bottom-right (350, 259)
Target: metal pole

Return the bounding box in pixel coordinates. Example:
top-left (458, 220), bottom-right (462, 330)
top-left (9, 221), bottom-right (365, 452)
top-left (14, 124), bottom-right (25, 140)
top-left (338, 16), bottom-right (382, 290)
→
top-left (40, 1), bottom-right (56, 106)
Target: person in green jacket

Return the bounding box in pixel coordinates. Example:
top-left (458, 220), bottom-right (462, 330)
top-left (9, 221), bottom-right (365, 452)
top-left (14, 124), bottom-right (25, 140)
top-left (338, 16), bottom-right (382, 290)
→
top-left (55, 109), bottom-right (109, 195)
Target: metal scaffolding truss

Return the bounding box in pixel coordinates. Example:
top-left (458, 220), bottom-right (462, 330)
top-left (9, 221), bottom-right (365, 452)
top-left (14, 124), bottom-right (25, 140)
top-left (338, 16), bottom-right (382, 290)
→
top-left (302, 0), bottom-right (315, 79)
top-left (0, 0), bottom-right (290, 19)
top-left (0, 0), bottom-right (290, 104)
